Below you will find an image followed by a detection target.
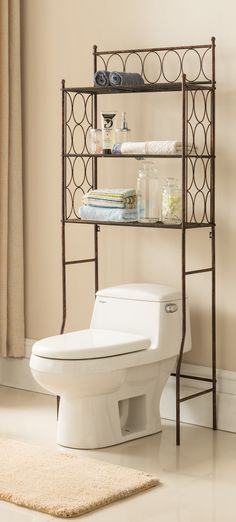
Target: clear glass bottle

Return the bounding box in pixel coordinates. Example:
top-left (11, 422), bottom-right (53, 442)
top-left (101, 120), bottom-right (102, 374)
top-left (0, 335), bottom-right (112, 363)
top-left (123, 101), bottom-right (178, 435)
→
top-left (161, 177), bottom-right (182, 224)
top-left (137, 160), bottom-right (159, 223)
top-left (115, 112), bottom-right (131, 144)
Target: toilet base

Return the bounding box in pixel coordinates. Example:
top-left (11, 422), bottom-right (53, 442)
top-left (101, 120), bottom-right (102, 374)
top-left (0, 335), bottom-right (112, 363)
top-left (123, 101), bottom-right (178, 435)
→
top-left (57, 392), bottom-right (162, 449)
top-left (56, 357), bottom-right (176, 449)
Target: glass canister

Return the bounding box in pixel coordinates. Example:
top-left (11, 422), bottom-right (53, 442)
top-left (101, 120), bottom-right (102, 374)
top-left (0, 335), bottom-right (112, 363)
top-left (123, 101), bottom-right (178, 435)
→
top-left (137, 161), bottom-right (159, 223)
top-left (87, 128), bottom-right (103, 154)
top-left (161, 177), bottom-right (182, 224)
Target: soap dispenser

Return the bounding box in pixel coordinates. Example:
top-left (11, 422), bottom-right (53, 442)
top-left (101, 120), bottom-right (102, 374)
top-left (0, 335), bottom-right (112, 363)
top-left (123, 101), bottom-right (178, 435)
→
top-left (115, 112), bottom-right (131, 144)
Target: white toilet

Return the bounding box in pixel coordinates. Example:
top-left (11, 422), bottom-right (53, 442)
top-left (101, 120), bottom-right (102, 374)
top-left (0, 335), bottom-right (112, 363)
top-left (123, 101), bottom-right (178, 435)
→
top-left (30, 283), bottom-right (191, 449)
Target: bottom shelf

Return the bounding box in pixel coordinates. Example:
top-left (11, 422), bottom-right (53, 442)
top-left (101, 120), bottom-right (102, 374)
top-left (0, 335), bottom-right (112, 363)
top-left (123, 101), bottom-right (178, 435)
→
top-left (64, 218), bottom-right (214, 229)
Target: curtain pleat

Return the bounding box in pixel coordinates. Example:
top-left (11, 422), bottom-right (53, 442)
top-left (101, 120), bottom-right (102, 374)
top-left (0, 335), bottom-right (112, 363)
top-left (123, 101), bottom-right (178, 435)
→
top-left (0, 0), bottom-right (25, 357)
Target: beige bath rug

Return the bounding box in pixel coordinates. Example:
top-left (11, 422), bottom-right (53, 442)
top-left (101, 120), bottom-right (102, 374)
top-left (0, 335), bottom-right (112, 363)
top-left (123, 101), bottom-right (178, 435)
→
top-left (0, 438), bottom-right (159, 518)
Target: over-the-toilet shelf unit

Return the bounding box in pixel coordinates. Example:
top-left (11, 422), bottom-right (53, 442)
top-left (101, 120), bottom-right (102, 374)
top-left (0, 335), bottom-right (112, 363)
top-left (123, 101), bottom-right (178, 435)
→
top-left (60, 38), bottom-right (216, 445)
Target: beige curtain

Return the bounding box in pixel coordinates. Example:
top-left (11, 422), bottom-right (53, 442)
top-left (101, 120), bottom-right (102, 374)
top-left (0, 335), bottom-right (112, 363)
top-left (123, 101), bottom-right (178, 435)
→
top-left (0, 0), bottom-right (25, 357)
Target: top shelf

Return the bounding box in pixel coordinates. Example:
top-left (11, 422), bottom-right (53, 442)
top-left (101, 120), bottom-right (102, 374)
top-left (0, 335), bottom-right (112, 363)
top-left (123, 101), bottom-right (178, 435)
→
top-left (63, 82), bottom-right (214, 95)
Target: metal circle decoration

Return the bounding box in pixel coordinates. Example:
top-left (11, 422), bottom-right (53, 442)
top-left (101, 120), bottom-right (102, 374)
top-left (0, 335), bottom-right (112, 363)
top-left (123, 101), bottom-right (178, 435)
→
top-left (201, 47), bottom-right (212, 82)
top-left (142, 51), bottom-right (162, 84)
top-left (65, 93), bottom-right (92, 155)
top-left (205, 158), bottom-right (211, 190)
top-left (205, 190), bottom-right (211, 223)
top-left (66, 123), bottom-right (73, 154)
top-left (187, 121), bottom-right (195, 153)
top-left (72, 93), bottom-right (86, 125)
top-left (193, 90), bottom-right (208, 124)
top-left (97, 55), bottom-right (107, 71)
top-left (193, 157), bottom-right (207, 191)
top-left (124, 52), bottom-right (143, 76)
top-left (65, 186), bottom-right (73, 220)
top-left (65, 92), bottom-right (73, 125)
top-left (187, 157), bottom-right (195, 191)
top-left (72, 187), bottom-right (83, 219)
top-left (161, 50), bottom-right (182, 83)
top-left (72, 157), bottom-right (91, 192)
top-left (106, 53), bottom-right (126, 72)
top-left (193, 122), bottom-right (208, 156)
top-left (205, 123), bottom-right (211, 155)
top-left (72, 160), bottom-right (93, 218)
top-left (205, 90), bottom-right (212, 123)
top-left (65, 156), bottom-right (74, 189)
top-left (187, 190), bottom-right (194, 222)
top-left (182, 48), bottom-right (202, 82)
top-left (187, 91), bottom-right (195, 122)
top-left (72, 124), bottom-right (86, 155)
top-left (193, 190), bottom-right (207, 223)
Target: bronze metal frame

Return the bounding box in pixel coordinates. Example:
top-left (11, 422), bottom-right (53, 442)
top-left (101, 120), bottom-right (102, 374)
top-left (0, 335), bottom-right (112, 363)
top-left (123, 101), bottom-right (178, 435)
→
top-left (60, 38), bottom-right (216, 443)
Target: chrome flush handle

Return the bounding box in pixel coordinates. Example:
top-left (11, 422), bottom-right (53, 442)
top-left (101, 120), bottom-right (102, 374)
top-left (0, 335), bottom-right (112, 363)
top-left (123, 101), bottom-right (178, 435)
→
top-left (165, 303), bottom-right (178, 313)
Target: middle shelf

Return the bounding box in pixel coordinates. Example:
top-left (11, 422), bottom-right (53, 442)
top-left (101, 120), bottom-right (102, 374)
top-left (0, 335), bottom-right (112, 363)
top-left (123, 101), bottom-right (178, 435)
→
top-left (63, 153), bottom-right (213, 159)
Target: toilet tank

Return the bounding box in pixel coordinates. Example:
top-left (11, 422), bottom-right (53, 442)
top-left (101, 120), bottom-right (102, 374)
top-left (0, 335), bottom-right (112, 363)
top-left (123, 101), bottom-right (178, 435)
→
top-left (90, 284), bottom-right (191, 358)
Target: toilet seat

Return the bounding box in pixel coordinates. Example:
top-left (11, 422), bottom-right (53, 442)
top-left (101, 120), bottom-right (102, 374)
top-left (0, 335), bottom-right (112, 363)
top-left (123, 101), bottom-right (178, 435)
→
top-left (32, 328), bottom-right (150, 360)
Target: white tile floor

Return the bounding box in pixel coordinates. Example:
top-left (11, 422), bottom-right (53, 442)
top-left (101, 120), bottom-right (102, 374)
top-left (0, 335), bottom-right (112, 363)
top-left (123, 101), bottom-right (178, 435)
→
top-left (1, 385), bottom-right (236, 521)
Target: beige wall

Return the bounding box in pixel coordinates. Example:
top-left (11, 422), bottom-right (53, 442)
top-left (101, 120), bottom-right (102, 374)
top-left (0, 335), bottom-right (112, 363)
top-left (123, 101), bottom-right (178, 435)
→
top-left (21, 0), bottom-right (236, 370)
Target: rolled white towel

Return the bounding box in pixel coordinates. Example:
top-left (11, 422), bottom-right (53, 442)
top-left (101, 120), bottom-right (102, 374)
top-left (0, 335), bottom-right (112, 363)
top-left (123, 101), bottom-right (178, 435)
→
top-left (118, 141), bottom-right (193, 156)
top-left (145, 141), bottom-right (182, 154)
top-left (120, 142), bottom-right (146, 155)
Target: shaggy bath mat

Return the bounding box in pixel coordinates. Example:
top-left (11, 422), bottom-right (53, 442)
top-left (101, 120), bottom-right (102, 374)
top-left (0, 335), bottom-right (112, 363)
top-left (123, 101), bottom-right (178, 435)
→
top-left (0, 438), bottom-right (159, 518)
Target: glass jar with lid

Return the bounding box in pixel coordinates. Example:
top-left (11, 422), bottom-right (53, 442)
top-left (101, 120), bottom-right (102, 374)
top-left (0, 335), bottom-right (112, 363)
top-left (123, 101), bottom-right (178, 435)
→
top-left (137, 160), bottom-right (159, 223)
top-left (161, 177), bottom-right (182, 224)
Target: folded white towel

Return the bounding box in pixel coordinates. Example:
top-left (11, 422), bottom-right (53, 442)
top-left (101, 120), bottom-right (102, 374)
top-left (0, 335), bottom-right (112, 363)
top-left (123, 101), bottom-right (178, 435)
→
top-left (79, 205), bottom-right (137, 222)
top-left (84, 188), bottom-right (136, 200)
top-left (82, 198), bottom-right (136, 209)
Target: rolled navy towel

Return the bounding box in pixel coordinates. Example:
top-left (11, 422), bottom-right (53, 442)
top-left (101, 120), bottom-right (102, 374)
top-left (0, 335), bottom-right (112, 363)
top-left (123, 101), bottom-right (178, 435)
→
top-left (94, 70), bottom-right (110, 87)
top-left (109, 71), bottom-right (144, 86)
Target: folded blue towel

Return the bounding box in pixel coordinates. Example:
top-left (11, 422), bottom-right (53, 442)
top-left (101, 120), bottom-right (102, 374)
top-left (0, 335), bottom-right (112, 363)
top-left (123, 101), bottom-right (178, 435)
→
top-left (94, 70), bottom-right (110, 87)
top-left (79, 205), bottom-right (137, 222)
top-left (109, 71), bottom-right (144, 86)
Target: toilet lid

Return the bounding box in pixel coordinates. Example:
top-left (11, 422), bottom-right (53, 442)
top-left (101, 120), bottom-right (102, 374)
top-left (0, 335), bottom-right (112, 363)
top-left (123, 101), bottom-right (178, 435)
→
top-left (32, 329), bottom-right (151, 360)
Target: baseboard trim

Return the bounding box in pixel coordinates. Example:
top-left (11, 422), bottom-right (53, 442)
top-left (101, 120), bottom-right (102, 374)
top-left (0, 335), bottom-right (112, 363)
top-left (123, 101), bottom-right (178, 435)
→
top-left (1, 339), bottom-right (236, 433)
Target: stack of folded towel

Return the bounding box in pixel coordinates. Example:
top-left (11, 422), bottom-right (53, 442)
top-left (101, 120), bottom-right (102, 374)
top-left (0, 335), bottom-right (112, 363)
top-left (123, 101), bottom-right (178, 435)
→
top-left (79, 188), bottom-right (137, 222)
top-left (112, 141), bottom-right (194, 155)
top-left (94, 71), bottom-right (144, 87)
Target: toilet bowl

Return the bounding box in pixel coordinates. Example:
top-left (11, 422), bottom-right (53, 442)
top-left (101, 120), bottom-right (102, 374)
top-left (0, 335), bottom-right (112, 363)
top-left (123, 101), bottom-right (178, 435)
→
top-left (30, 283), bottom-right (191, 449)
